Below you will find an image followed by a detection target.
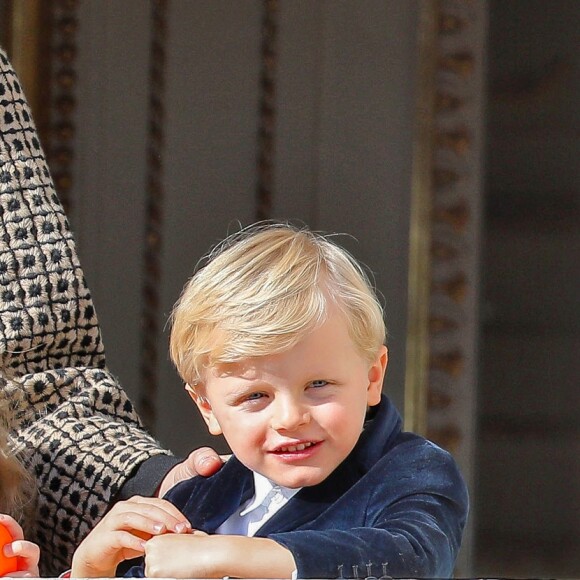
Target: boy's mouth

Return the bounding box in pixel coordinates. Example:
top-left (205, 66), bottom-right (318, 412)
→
top-left (271, 441), bottom-right (320, 453)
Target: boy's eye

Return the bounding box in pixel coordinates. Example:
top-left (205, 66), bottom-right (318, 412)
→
top-left (310, 380), bottom-right (328, 388)
top-left (245, 392), bottom-right (265, 401)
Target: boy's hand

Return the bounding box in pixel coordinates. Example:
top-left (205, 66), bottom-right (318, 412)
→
top-left (144, 531), bottom-right (213, 578)
top-left (71, 496), bottom-right (191, 578)
top-left (157, 447), bottom-right (228, 497)
top-left (0, 514), bottom-right (40, 578)
top-left (144, 533), bottom-right (296, 578)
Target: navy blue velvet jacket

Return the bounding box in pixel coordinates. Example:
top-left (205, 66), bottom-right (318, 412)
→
top-left (126, 395), bottom-right (468, 578)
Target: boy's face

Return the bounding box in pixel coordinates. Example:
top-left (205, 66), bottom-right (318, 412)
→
top-left (189, 309), bottom-right (388, 489)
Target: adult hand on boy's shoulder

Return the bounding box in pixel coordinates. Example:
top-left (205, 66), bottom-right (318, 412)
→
top-left (145, 533), bottom-right (296, 579)
top-left (157, 447), bottom-right (228, 498)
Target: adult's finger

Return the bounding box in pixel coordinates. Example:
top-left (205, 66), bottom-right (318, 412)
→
top-left (188, 447), bottom-right (227, 477)
top-left (157, 447), bottom-right (227, 497)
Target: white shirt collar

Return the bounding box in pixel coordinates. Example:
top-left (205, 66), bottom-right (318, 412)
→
top-left (239, 471), bottom-right (300, 516)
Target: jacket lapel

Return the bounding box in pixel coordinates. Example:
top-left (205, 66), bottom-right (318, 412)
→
top-left (175, 457), bottom-right (254, 531)
top-left (256, 456), bottom-right (365, 535)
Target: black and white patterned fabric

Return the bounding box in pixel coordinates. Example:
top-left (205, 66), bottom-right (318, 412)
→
top-left (0, 48), bottom-right (170, 575)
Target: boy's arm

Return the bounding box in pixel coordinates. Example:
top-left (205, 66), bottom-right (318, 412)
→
top-left (142, 533), bottom-right (297, 579)
top-left (268, 491), bottom-right (465, 579)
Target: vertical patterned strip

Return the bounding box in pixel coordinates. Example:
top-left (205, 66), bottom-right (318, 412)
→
top-left (256, 0), bottom-right (278, 221)
top-left (46, 0), bottom-right (79, 214)
top-left (424, 2), bottom-right (486, 572)
top-left (139, 0), bottom-right (169, 431)
top-left (426, 0), bottom-right (484, 458)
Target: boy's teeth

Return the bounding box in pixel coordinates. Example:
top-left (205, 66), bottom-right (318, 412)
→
top-left (279, 442), bottom-right (313, 452)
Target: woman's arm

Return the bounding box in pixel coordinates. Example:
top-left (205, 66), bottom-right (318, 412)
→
top-left (0, 48), bottom-right (224, 576)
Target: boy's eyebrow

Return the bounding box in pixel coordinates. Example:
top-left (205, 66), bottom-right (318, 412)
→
top-left (224, 381), bottom-right (266, 395)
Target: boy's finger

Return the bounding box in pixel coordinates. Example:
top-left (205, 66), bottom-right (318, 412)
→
top-left (104, 510), bottom-right (186, 537)
top-left (109, 530), bottom-right (148, 554)
top-left (126, 497), bottom-right (191, 531)
top-left (71, 530), bottom-right (147, 578)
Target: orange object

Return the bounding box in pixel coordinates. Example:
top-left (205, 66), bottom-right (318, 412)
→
top-left (0, 523), bottom-right (18, 575)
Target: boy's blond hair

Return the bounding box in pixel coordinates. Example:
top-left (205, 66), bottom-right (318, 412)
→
top-left (170, 223), bottom-right (386, 388)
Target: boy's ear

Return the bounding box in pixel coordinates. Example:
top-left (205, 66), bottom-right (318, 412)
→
top-left (366, 345), bottom-right (388, 406)
top-left (185, 385), bottom-right (223, 436)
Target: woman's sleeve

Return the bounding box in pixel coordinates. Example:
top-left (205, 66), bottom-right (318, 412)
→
top-left (4, 370), bottom-right (174, 575)
top-left (0, 48), bottom-right (174, 575)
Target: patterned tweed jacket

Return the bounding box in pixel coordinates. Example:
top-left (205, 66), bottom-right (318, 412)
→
top-left (0, 48), bottom-right (172, 575)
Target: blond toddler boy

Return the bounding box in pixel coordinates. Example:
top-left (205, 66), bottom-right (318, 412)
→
top-left (72, 223), bottom-right (468, 578)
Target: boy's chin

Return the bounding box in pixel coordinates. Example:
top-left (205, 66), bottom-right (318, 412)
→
top-left (262, 466), bottom-right (331, 489)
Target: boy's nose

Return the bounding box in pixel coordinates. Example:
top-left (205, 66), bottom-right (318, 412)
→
top-left (270, 398), bottom-right (310, 431)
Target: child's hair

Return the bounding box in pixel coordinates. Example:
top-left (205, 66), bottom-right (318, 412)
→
top-left (170, 222), bottom-right (386, 388)
top-left (0, 396), bottom-right (31, 522)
